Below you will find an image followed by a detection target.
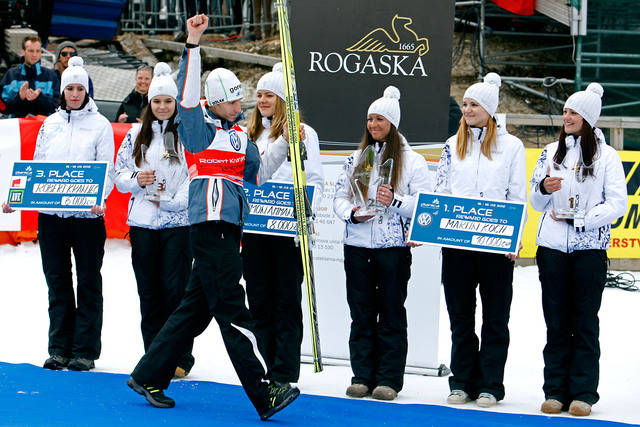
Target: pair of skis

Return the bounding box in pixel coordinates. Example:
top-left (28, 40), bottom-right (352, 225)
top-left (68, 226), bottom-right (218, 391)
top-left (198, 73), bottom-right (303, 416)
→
top-left (275, 1), bottom-right (323, 373)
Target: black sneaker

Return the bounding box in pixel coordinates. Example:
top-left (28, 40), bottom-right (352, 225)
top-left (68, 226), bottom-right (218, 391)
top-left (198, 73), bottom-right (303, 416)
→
top-left (259, 383), bottom-right (300, 421)
top-left (126, 377), bottom-right (175, 408)
top-left (67, 357), bottom-right (95, 371)
top-left (271, 380), bottom-right (292, 390)
top-left (43, 355), bottom-right (70, 370)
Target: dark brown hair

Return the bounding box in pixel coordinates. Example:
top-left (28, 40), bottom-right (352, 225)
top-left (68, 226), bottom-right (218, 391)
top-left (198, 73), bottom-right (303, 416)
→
top-left (353, 122), bottom-right (404, 198)
top-left (554, 120), bottom-right (597, 178)
top-left (132, 105), bottom-right (179, 167)
top-left (22, 36), bottom-right (41, 49)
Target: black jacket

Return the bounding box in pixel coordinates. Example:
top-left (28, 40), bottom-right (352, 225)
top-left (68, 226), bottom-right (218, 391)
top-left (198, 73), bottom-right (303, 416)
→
top-left (116, 88), bottom-right (148, 123)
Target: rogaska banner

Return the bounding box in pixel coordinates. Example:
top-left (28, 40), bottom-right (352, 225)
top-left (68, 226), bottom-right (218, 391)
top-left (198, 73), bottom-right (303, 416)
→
top-left (290, 0), bottom-right (455, 149)
top-left (7, 161), bottom-right (109, 211)
top-left (408, 192), bottom-right (526, 254)
top-left (243, 181), bottom-right (317, 237)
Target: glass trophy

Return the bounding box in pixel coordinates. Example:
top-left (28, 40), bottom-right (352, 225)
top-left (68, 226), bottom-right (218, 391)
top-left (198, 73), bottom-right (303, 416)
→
top-left (350, 145), bottom-right (394, 218)
top-left (141, 143), bottom-right (171, 202)
top-left (551, 150), bottom-right (592, 220)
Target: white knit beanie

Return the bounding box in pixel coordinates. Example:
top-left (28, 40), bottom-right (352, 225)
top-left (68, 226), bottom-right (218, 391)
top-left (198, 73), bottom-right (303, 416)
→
top-left (148, 62), bottom-right (177, 100)
top-left (257, 62), bottom-right (285, 101)
top-left (463, 72), bottom-right (502, 117)
top-left (564, 83), bottom-right (604, 128)
top-left (60, 56), bottom-right (89, 93)
top-left (205, 67), bottom-right (243, 106)
top-left (367, 86), bottom-right (401, 128)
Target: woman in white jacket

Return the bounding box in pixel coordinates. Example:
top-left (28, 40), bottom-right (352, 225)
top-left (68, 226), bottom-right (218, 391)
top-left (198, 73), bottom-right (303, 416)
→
top-left (333, 86), bottom-right (430, 401)
top-left (242, 63), bottom-right (324, 387)
top-left (2, 57), bottom-right (116, 372)
top-left (529, 83), bottom-right (627, 417)
top-left (434, 73), bottom-right (527, 408)
top-left (115, 63), bottom-right (194, 377)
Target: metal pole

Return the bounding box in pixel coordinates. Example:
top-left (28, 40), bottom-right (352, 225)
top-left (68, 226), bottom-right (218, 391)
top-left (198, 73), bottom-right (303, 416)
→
top-left (479, 0), bottom-right (485, 77)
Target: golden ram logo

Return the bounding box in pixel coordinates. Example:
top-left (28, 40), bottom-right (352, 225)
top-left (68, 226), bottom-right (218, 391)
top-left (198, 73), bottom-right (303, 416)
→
top-left (346, 15), bottom-right (429, 56)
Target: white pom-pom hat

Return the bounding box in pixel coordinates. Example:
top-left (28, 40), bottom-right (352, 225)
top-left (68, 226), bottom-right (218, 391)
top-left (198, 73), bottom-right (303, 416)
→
top-left (367, 86), bottom-right (401, 128)
top-left (463, 72), bottom-right (502, 117)
top-left (564, 82), bottom-right (604, 128)
top-left (61, 56), bottom-right (89, 94)
top-left (148, 62), bottom-right (177, 100)
top-left (205, 67), bottom-right (243, 106)
top-left (257, 62), bottom-right (285, 101)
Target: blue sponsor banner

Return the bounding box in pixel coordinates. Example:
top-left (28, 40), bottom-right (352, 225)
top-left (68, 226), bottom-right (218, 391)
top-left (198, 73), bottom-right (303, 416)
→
top-left (244, 181), bottom-right (316, 237)
top-left (6, 161), bottom-right (109, 211)
top-left (408, 192), bottom-right (526, 254)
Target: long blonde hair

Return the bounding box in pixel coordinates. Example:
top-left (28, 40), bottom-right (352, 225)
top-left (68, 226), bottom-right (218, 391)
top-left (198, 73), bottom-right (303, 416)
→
top-left (247, 97), bottom-right (287, 142)
top-left (455, 116), bottom-right (498, 160)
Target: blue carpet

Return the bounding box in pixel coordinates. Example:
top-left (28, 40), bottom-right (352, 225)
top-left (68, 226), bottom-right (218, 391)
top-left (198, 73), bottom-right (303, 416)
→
top-left (0, 362), bottom-right (633, 426)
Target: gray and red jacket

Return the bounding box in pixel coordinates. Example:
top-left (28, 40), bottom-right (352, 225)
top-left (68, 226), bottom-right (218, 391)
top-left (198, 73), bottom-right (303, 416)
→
top-left (176, 45), bottom-right (287, 226)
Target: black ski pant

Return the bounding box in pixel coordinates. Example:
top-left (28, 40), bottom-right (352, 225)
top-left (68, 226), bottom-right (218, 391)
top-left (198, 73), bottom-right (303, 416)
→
top-left (129, 225), bottom-right (195, 372)
top-left (38, 214), bottom-right (106, 360)
top-left (344, 244), bottom-right (411, 393)
top-left (536, 246), bottom-right (606, 406)
top-left (442, 247), bottom-right (514, 401)
top-left (131, 221), bottom-right (272, 414)
top-left (242, 233), bottom-right (303, 383)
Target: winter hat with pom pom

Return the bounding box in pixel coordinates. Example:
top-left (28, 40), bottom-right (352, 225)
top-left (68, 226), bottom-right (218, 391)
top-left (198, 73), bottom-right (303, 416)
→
top-left (148, 62), bottom-right (177, 100)
top-left (257, 62), bottom-right (285, 101)
top-left (564, 82), bottom-right (604, 128)
top-left (61, 56), bottom-right (89, 93)
top-left (463, 72), bottom-right (502, 117)
top-left (205, 67), bottom-right (243, 106)
top-left (368, 86), bottom-right (401, 128)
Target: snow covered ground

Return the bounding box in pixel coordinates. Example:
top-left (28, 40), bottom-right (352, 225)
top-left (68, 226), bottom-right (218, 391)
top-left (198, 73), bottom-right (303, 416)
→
top-left (0, 239), bottom-right (638, 425)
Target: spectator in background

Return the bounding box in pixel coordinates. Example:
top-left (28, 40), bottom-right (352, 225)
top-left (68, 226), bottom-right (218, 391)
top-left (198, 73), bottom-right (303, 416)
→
top-left (53, 41), bottom-right (94, 98)
top-left (448, 96), bottom-right (462, 138)
top-left (253, 0), bottom-right (273, 40)
top-left (116, 65), bottom-right (152, 123)
top-left (227, 0), bottom-right (243, 35)
top-left (0, 35), bottom-right (60, 118)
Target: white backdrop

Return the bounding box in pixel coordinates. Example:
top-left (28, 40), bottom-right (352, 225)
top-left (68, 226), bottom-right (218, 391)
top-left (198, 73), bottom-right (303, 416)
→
top-left (302, 154), bottom-right (446, 375)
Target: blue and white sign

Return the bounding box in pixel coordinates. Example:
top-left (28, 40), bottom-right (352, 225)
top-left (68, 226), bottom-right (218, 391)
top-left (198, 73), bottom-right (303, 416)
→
top-left (244, 181), bottom-right (316, 237)
top-left (6, 161), bottom-right (109, 211)
top-left (408, 192), bottom-right (526, 254)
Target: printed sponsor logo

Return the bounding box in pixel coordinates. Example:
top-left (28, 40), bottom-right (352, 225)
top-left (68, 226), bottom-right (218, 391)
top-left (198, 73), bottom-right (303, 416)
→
top-left (9, 190), bottom-right (23, 203)
top-left (308, 14), bottom-right (430, 77)
top-left (229, 130), bottom-right (241, 151)
top-left (417, 212), bottom-right (433, 227)
top-left (11, 176), bottom-right (26, 188)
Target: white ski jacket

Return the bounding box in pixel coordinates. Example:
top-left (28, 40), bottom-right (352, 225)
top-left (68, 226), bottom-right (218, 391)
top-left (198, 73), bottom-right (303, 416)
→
top-left (115, 121), bottom-right (190, 230)
top-left (333, 136), bottom-right (431, 249)
top-left (529, 129), bottom-right (627, 253)
top-left (253, 117), bottom-right (325, 209)
top-left (434, 124), bottom-right (527, 204)
top-left (33, 98), bottom-right (115, 218)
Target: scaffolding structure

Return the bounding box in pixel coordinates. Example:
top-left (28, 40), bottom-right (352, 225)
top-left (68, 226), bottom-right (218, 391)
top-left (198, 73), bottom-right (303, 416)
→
top-left (119, 0), bottom-right (278, 36)
top-left (455, 0), bottom-right (640, 117)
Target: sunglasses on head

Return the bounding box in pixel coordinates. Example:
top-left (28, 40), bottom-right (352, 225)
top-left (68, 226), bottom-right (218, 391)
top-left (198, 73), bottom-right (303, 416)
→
top-left (60, 51), bottom-right (77, 57)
